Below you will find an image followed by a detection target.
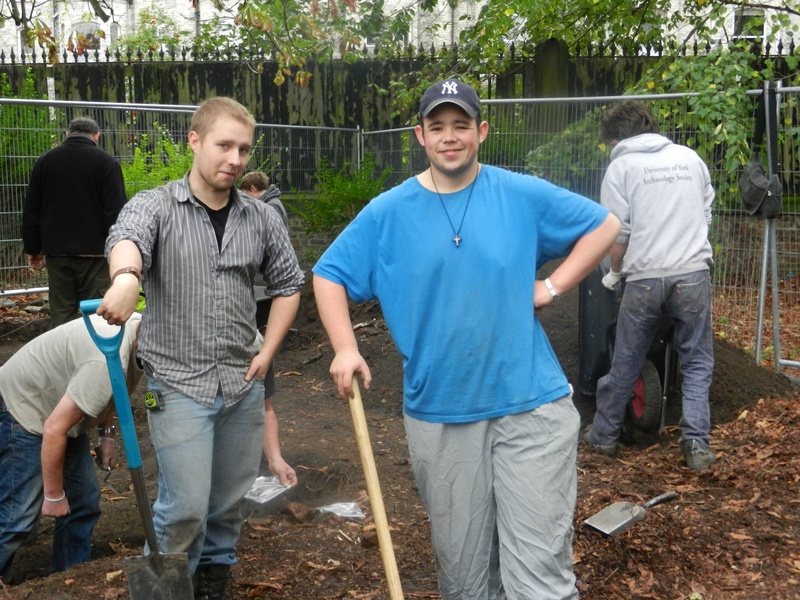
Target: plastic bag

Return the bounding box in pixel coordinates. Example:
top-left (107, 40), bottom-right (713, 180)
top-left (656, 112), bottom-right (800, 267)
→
top-left (245, 475), bottom-right (292, 504)
top-left (317, 502), bottom-right (365, 519)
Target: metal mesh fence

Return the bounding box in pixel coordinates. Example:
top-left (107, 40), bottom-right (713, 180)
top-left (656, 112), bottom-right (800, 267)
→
top-left (362, 92), bottom-right (799, 370)
top-left (0, 98), bottom-right (359, 290)
top-left (0, 92), bottom-right (795, 369)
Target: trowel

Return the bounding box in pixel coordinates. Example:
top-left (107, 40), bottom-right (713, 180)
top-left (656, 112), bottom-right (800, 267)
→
top-left (584, 491), bottom-right (678, 536)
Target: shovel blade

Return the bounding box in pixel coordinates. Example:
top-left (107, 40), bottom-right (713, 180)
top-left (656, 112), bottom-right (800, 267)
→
top-left (125, 553), bottom-right (194, 600)
top-left (584, 501), bottom-right (647, 536)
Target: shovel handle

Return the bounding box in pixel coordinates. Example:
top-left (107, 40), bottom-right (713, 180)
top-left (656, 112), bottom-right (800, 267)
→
top-left (80, 299), bottom-right (123, 356)
top-left (643, 491), bottom-right (678, 509)
top-left (80, 299), bottom-right (143, 471)
top-left (349, 379), bottom-right (404, 600)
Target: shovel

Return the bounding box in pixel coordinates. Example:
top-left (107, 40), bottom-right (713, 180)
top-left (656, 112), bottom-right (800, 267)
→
top-left (349, 379), bottom-right (404, 599)
top-left (584, 491), bottom-right (678, 536)
top-left (80, 299), bottom-right (193, 600)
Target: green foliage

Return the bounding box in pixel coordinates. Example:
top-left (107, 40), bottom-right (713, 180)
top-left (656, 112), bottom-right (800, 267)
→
top-left (0, 70), bottom-right (57, 287)
top-left (783, 195), bottom-right (800, 213)
top-left (632, 45), bottom-right (800, 209)
top-left (376, 1), bottom-right (800, 122)
top-left (121, 124), bottom-right (194, 198)
top-left (0, 77), bottom-right (52, 170)
top-left (453, 0), bottom-right (800, 78)
top-left (193, 0), bottom-right (384, 86)
top-left (0, 69), bottom-right (58, 188)
top-left (121, 128), bottom-right (272, 199)
top-left (4, 0), bottom-right (800, 73)
top-left (112, 7), bottom-right (189, 57)
top-left (524, 106), bottom-right (607, 198)
top-left (297, 154), bottom-right (392, 236)
top-left (193, 17), bottom-right (250, 56)
top-left (635, 45), bottom-right (761, 169)
top-left (524, 42), bottom-right (800, 209)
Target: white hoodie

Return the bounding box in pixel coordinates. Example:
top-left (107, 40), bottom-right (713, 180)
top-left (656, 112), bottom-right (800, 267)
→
top-left (602, 133), bottom-right (714, 281)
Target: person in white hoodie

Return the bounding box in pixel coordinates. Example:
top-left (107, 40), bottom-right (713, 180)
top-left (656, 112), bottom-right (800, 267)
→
top-left (584, 100), bottom-right (717, 471)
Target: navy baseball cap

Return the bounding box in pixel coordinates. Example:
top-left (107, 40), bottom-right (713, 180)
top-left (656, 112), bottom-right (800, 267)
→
top-left (419, 79), bottom-right (481, 118)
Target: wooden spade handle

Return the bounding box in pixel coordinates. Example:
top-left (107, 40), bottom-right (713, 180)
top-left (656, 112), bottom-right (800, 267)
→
top-left (349, 379), bottom-right (404, 599)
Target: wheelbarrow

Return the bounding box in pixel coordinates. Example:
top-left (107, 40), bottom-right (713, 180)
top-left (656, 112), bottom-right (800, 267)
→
top-left (608, 310), bottom-right (677, 434)
top-left (579, 264), bottom-right (678, 434)
top-left (80, 299), bottom-right (193, 600)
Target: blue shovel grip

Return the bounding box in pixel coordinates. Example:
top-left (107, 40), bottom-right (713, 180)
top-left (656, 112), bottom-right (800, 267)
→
top-left (79, 299), bottom-right (143, 470)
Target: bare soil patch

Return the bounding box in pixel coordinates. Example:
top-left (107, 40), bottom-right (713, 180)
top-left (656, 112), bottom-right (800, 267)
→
top-left (0, 275), bottom-right (797, 599)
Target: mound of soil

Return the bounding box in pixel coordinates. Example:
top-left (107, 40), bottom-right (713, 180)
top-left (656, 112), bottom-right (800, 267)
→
top-left (1, 275), bottom-right (797, 599)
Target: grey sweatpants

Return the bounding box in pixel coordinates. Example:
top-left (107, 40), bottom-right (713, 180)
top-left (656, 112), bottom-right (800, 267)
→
top-left (404, 395), bottom-right (580, 600)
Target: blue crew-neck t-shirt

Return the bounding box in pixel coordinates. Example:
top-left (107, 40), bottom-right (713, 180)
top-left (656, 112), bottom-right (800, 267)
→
top-left (313, 165), bottom-right (608, 423)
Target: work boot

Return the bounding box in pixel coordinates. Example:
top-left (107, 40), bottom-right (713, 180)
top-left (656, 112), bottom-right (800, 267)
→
top-left (193, 564), bottom-right (230, 600)
top-left (682, 439), bottom-right (717, 471)
top-left (583, 424), bottom-right (619, 458)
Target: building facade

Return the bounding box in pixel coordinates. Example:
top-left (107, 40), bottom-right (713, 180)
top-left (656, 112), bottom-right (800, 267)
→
top-left (0, 0), bottom-right (482, 58)
top-left (0, 1), bottom-right (791, 60)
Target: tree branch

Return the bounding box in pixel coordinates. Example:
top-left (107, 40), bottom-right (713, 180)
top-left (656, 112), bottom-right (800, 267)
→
top-left (87, 0), bottom-right (110, 22)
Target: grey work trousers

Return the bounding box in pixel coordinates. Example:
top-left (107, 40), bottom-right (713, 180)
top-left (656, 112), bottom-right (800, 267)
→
top-left (404, 395), bottom-right (580, 600)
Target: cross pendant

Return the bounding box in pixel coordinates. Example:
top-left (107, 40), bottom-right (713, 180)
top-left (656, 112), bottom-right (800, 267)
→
top-left (453, 234), bottom-right (461, 248)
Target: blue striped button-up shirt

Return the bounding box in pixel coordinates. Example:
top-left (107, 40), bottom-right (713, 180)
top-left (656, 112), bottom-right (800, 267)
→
top-left (106, 175), bottom-right (304, 407)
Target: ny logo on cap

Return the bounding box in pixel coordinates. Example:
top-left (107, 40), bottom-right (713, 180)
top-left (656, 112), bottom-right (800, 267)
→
top-left (441, 81), bottom-right (460, 95)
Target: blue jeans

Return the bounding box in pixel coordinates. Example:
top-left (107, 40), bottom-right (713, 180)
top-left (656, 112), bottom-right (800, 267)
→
top-left (592, 270), bottom-right (714, 447)
top-left (145, 376), bottom-right (265, 574)
top-left (0, 410), bottom-right (101, 580)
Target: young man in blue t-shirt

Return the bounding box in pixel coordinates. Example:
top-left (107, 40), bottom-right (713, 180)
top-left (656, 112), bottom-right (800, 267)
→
top-left (313, 79), bottom-right (620, 599)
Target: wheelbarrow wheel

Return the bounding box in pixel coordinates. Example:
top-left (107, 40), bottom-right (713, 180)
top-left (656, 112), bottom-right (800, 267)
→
top-left (628, 360), bottom-right (661, 432)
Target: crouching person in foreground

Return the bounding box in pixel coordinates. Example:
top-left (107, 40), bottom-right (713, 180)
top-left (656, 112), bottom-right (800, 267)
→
top-left (0, 312), bottom-right (142, 583)
top-left (312, 78), bottom-right (620, 599)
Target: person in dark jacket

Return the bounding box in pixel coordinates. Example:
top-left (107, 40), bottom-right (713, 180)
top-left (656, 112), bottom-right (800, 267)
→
top-left (240, 171), bottom-right (296, 488)
top-left (240, 170), bottom-right (289, 227)
top-left (22, 117), bottom-right (127, 327)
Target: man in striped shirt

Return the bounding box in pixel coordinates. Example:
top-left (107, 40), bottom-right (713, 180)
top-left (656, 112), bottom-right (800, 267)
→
top-left (98, 97), bottom-right (304, 600)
